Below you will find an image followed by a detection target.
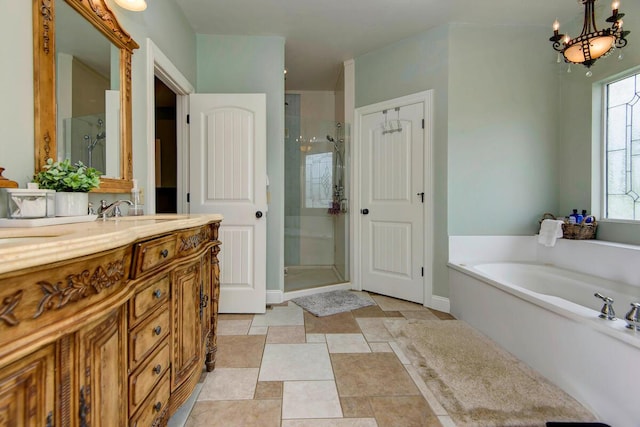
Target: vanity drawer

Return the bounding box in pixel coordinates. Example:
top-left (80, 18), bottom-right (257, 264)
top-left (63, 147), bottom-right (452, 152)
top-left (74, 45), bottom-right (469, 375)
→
top-left (130, 274), bottom-right (170, 325)
top-left (129, 343), bottom-right (170, 413)
top-left (129, 373), bottom-right (170, 427)
top-left (130, 306), bottom-right (170, 367)
top-left (131, 235), bottom-right (176, 278)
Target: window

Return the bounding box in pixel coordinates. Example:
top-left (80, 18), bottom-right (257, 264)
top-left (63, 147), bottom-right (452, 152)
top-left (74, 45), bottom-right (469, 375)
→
top-left (605, 71), bottom-right (640, 220)
top-left (304, 152), bottom-right (333, 208)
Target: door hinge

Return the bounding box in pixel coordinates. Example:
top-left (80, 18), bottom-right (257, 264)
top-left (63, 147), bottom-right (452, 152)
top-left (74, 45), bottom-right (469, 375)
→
top-left (421, 267), bottom-right (424, 277)
top-left (422, 119), bottom-right (425, 129)
top-left (187, 114), bottom-right (190, 124)
top-left (186, 193), bottom-right (190, 203)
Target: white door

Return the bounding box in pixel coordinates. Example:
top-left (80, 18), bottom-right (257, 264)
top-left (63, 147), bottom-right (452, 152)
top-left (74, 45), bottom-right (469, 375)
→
top-left (189, 94), bottom-right (267, 313)
top-left (360, 102), bottom-right (424, 303)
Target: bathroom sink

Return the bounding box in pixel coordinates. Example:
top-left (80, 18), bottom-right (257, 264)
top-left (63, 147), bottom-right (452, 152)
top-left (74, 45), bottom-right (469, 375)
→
top-left (108, 214), bottom-right (189, 222)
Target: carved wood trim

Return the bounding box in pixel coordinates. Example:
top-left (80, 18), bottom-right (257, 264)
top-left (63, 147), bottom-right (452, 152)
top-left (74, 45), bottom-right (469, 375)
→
top-left (57, 335), bottom-right (72, 426)
top-left (178, 227), bottom-right (212, 253)
top-left (34, 258), bottom-right (125, 318)
top-left (0, 290), bottom-right (23, 326)
top-left (32, 0), bottom-right (138, 191)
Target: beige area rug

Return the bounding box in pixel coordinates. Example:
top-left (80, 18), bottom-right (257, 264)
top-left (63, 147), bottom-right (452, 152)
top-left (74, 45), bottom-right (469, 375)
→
top-left (384, 319), bottom-right (596, 427)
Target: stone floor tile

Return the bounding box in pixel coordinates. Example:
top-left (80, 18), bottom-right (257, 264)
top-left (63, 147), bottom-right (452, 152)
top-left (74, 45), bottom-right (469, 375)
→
top-left (369, 294), bottom-right (428, 312)
top-left (331, 353), bottom-right (419, 397)
top-left (185, 400), bottom-right (281, 427)
top-left (437, 415), bottom-right (458, 427)
top-left (254, 381), bottom-right (283, 400)
top-left (356, 318), bottom-right (394, 342)
top-left (248, 326), bottom-right (268, 335)
top-left (351, 305), bottom-right (387, 318)
top-left (389, 341), bottom-right (411, 364)
top-left (340, 396), bottom-right (374, 418)
top-left (306, 333), bottom-right (326, 343)
top-left (217, 319), bottom-right (252, 336)
top-left (326, 334), bottom-right (371, 353)
top-left (369, 396), bottom-right (442, 427)
top-left (384, 311), bottom-right (405, 317)
top-left (218, 313), bottom-right (254, 320)
top-left (428, 309), bottom-right (456, 320)
top-left (215, 335), bottom-right (265, 368)
top-left (266, 325), bottom-right (306, 344)
top-left (282, 380), bottom-right (342, 419)
top-left (403, 365), bottom-right (448, 416)
top-left (282, 419), bottom-right (378, 427)
top-left (197, 368), bottom-right (259, 401)
top-left (259, 343), bottom-right (334, 381)
top-left (252, 304), bottom-right (304, 327)
top-left (368, 342), bottom-right (393, 353)
top-left (401, 310), bottom-right (440, 320)
top-left (304, 311), bottom-right (361, 334)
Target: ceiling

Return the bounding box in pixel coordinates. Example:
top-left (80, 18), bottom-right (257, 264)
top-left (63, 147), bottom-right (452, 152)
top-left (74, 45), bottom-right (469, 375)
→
top-left (175, 0), bottom-right (585, 90)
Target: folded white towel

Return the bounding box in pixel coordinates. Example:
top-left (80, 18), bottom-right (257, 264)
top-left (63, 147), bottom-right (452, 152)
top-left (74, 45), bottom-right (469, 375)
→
top-left (537, 219), bottom-right (564, 247)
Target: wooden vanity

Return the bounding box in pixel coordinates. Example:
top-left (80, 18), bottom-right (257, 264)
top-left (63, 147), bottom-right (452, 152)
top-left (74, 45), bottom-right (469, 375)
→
top-left (0, 214), bottom-right (222, 426)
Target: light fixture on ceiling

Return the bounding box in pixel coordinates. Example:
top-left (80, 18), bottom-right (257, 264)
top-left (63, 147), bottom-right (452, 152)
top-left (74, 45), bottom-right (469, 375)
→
top-left (114, 0), bottom-right (147, 12)
top-left (550, 0), bottom-right (630, 75)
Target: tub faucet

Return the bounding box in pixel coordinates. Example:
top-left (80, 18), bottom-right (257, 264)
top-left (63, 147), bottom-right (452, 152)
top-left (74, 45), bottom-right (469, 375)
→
top-left (98, 199), bottom-right (133, 219)
top-left (624, 302), bottom-right (640, 330)
top-left (594, 293), bottom-right (616, 320)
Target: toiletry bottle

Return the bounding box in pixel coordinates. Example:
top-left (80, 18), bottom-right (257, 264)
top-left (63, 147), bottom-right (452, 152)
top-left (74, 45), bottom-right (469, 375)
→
top-left (568, 209), bottom-right (578, 224)
top-left (576, 209), bottom-right (584, 224)
top-left (130, 179), bottom-right (144, 216)
top-left (582, 209), bottom-right (592, 223)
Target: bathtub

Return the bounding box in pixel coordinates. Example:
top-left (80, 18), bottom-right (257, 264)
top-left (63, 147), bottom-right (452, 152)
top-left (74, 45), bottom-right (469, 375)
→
top-left (449, 261), bottom-right (640, 427)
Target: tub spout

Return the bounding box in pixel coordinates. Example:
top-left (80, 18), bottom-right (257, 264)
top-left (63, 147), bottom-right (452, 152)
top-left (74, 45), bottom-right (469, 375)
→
top-left (624, 302), bottom-right (640, 330)
top-left (594, 293), bottom-right (616, 320)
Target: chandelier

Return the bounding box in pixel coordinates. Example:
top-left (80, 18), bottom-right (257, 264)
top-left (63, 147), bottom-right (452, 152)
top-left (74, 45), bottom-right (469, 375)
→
top-left (550, 0), bottom-right (630, 74)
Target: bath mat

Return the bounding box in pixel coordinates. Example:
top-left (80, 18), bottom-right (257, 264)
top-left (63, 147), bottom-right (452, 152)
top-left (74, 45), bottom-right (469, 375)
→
top-left (383, 319), bottom-right (596, 427)
top-left (291, 290), bottom-right (376, 317)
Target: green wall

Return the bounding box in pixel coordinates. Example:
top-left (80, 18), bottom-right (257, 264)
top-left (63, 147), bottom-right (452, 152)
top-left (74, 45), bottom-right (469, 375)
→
top-left (558, 1), bottom-right (640, 244)
top-left (355, 26), bottom-right (450, 297)
top-left (197, 34), bottom-right (286, 292)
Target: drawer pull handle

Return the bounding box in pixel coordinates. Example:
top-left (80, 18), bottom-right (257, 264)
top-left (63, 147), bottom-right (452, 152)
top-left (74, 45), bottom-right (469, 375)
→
top-left (153, 289), bottom-right (162, 299)
top-left (153, 402), bottom-right (162, 412)
top-left (153, 364), bottom-right (162, 375)
top-left (153, 326), bottom-right (162, 336)
top-left (160, 249), bottom-right (169, 258)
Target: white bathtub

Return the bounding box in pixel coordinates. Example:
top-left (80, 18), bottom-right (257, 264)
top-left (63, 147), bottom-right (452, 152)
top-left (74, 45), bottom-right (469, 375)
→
top-left (449, 261), bottom-right (640, 427)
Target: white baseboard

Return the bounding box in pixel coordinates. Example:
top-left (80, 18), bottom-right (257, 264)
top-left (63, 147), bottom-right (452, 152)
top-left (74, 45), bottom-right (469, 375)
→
top-left (266, 290), bottom-right (284, 305)
top-left (430, 295), bottom-right (450, 313)
top-left (284, 282), bottom-right (353, 301)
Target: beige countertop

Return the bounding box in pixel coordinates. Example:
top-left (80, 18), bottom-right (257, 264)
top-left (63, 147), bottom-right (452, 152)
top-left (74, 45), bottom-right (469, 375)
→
top-left (0, 214), bottom-right (223, 275)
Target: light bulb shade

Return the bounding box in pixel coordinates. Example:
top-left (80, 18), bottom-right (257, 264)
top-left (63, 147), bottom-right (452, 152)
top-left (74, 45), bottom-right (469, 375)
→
top-left (564, 35), bottom-right (615, 63)
top-left (114, 0), bottom-right (147, 11)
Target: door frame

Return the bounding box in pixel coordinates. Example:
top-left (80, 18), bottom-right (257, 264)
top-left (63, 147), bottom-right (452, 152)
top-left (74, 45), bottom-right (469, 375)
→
top-left (146, 38), bottom-right (194, 214)
top-left (351, 90), bottom-right (434, 307)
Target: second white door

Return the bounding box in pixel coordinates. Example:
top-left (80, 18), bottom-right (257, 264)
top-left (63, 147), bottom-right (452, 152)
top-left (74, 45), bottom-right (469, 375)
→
top-left (360, 102), bottom-right (425, 303)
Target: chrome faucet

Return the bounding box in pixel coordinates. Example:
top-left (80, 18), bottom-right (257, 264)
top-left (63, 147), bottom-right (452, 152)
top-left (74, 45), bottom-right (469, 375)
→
top-left (624, 302), bottom-right (640, 330)
top-left (594, 293), bottom-right (616, 320)
top-left (98, 199), bottom-right (133, 219)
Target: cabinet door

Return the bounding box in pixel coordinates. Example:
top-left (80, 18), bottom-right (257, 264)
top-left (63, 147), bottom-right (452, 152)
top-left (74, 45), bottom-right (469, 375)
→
top-left (0, 345), bottom-right (55, 427)
top-left (76, 308), bottom-right (126, 427)
top-left (171, 260), bottom-right (202, 389)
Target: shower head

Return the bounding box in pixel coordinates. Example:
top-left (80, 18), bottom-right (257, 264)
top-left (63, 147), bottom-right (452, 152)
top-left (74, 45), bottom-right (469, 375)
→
top-left (96, 132), bottom-right (106, 139)
top-left (326, 135), bottom-right (335, 142)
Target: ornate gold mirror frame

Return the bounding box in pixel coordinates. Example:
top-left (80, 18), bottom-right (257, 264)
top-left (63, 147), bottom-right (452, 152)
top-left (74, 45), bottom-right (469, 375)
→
top-left (33, 0), bottom-right (139, 193)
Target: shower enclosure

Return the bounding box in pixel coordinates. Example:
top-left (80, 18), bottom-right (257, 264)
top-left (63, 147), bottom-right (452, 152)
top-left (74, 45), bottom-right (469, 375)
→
top-left (285, 93), bottom-right (350, 292)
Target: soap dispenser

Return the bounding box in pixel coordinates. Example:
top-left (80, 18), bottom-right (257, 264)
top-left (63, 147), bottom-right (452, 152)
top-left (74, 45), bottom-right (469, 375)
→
top-left (130, 179), bottom-right (144, 216)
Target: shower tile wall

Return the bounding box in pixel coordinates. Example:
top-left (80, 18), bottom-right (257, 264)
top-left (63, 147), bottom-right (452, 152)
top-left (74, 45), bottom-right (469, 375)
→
top-left (285, 94), bottom-right (301, 266)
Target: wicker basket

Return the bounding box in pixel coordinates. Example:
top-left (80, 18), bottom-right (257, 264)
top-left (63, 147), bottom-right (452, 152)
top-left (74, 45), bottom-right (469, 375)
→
top-left (540, 212), bottom-right (597, 240)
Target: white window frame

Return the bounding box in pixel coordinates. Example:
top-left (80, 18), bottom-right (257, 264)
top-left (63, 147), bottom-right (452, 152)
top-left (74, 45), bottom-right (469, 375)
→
top-left (594, 66), bottom-right (640, 224)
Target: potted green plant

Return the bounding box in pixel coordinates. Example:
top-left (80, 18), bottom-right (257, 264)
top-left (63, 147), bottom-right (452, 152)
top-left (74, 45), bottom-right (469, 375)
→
top-left (34, 158), bottom-right (101, 216)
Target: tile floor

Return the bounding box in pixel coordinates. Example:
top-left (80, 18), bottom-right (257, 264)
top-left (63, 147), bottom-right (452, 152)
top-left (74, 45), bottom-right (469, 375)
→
top-left (169, 292), bottom-right (458, 427)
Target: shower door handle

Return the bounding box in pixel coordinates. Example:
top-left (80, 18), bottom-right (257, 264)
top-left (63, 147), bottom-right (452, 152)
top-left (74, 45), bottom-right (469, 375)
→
top-left (255, 211), bottom-right (263, 219)
top-left (361, 209), bottom-right (369, 215)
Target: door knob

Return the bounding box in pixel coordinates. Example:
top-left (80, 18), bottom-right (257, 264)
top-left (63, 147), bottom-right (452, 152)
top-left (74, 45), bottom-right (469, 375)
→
top-left (255, 211), bottom-right (263, 219)
top-left (361, 208), bottom-right (369, 215)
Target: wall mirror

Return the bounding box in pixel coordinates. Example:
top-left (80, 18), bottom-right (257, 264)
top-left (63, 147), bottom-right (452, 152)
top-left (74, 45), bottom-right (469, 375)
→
top-left (33, 0), bottom-right (139, 192)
